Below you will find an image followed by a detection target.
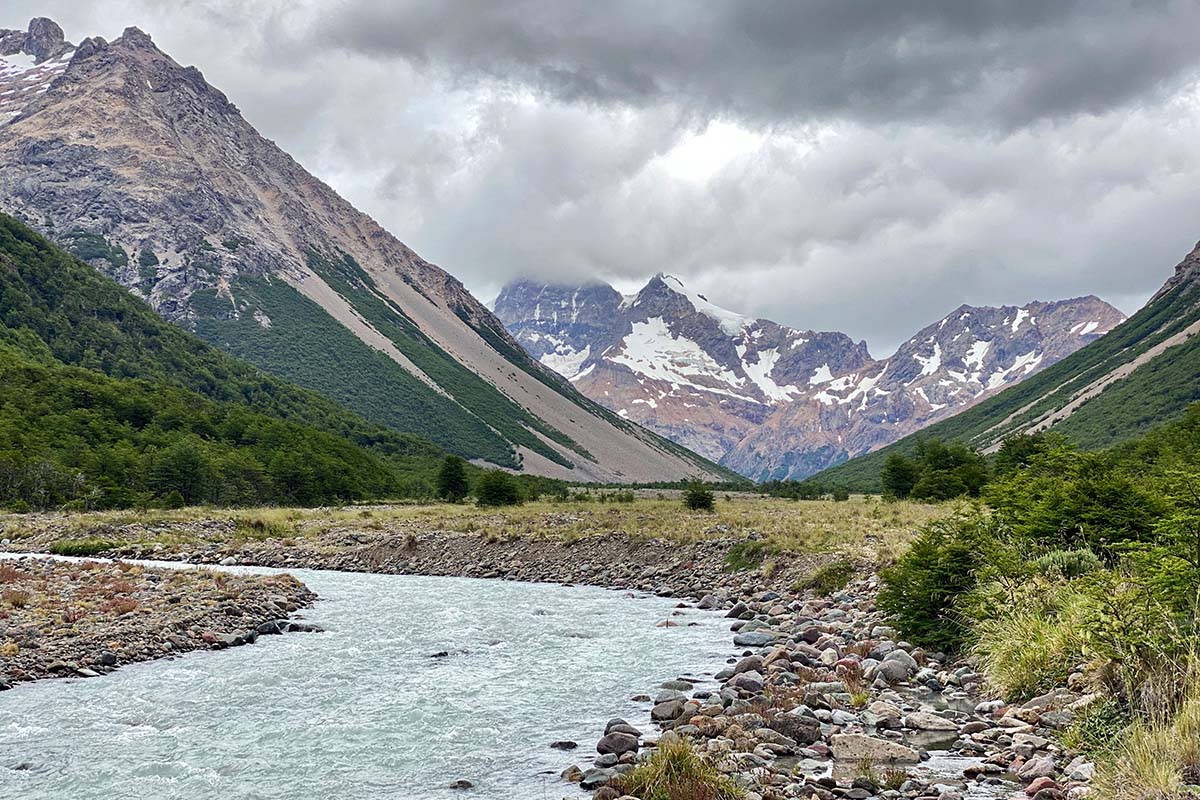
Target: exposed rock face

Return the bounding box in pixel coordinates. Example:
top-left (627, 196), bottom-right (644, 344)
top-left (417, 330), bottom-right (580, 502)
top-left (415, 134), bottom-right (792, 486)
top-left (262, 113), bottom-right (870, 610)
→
top-left (0, 18), bottom-right (71, 62)
top-left (1152, 238), bottom-right (1200, 302)
top-left (495, 275), bottom-right (1125, 479)
top-left (0, 18), bottom-right (727, 483)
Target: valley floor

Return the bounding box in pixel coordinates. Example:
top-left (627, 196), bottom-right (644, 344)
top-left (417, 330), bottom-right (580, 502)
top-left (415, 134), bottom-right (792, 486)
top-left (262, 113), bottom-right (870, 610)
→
top-left (0, 497), bottom-right (1108, 800)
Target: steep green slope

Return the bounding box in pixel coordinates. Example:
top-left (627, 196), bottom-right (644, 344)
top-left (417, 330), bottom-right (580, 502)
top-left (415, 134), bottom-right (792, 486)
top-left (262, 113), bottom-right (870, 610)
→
top-left (0, 214), bottom-right (447, 507)
top-left (0, 341), bottom-right (415, 508)
top-left (818, 277), bottom-right (1200, 492)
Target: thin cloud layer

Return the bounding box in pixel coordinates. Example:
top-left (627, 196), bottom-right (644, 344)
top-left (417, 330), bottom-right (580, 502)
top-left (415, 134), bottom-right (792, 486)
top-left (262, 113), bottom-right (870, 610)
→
top-left (4, 0), bottom-right (1200, 351)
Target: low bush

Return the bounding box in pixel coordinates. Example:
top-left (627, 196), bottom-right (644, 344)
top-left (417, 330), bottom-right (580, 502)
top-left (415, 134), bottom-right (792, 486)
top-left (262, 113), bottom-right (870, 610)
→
top-left (235, 517), bottom-right (291, 541)
top-left (1059, 698), bottom-right (1129, 757)
top-left (474, 469), bottom-right (523, 507)
top-left (1, 589), bottom-right (30, 608)
top-left (795, 559), bottom-right (856, 596)
top-left (725, 540), bottom-right (769, 572)
top-left (617, 735), bottom-right (744, 800)
top-left (49, 538), bottom-right (117, 557)
top-left (877, 511), bottom-right (1006, 652)
top-left (683, 482), bottom-right (715, 511)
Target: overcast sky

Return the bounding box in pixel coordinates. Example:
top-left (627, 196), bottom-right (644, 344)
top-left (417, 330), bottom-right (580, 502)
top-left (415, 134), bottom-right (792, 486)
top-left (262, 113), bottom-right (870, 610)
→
top-left (7, 1), bottom-right (1200, 354)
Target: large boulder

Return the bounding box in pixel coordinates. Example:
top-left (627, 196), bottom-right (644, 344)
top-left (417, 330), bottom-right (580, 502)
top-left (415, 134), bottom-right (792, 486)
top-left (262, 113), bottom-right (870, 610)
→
top-left (650, 699), bottom-right (686, 722)
top-left (830, 734), bottom-right (921, 763)
top-left (733, 631), bottom-right (775, 647)
top-left (596, 732), bottom-right (639, 756)
top-left (904, 711), bottom-right (958, 731)
top-left (768, 711), bottom-right (821, 745)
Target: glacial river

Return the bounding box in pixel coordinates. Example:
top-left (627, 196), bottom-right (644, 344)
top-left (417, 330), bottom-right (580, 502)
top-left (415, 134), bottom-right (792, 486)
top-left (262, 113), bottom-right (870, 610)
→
top-left (0, 565), bottom-right (735, 800)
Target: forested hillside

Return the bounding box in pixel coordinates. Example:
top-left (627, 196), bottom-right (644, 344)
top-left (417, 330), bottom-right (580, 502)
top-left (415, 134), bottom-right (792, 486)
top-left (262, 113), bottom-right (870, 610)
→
top-left (0, 214), bottom-right (446, 508)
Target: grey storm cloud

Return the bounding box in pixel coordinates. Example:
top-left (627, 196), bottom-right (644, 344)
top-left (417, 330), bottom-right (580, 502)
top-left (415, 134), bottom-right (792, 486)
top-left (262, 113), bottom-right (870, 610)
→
top-left (313, 0), bottom-right (1200, 130)
top-left (5, 0), bottom-right (1200, 352)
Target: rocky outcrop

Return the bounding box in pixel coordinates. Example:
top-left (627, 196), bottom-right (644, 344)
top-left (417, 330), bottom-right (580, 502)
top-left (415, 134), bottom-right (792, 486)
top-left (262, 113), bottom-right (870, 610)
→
top-left (0, 557), bottom-right (316, 690)
top-left (0, 18), bottom-right (726, 483)
top-left (495, 275), bottom-right (1125, 479)
top-left (0, 18), bottom-right (72, 62)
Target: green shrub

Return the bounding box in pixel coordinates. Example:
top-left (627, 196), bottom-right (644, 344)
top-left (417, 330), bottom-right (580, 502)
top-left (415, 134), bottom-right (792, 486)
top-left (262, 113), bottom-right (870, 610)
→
top-left (1059, 698), bottom-right (1128, 757)
top-left (49, 538), bottom-right (117, 557)
top-left (683, 482), bottom-right (715, 511)
top-left (436, 455), bottom-right (469, 502)
top-left (1033, 548), bottom-right (1103, 580)
top-left (878, 511), bottom-right (1005, 651)
top-left (159, 490), bottom-right (186, 510)
top-left (617, 735), bottom-right (743, 800)
top-left (474, 469), bottom-right (523, 507)
top-left (795, 559), bottom-right (856, 596)
top-left (725, 540), bottom-right (769, 572)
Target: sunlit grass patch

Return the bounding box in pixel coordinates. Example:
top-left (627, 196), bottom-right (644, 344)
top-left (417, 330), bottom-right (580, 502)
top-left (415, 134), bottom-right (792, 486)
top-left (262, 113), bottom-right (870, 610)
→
top-left (617, 734), bottom-right (744, 800)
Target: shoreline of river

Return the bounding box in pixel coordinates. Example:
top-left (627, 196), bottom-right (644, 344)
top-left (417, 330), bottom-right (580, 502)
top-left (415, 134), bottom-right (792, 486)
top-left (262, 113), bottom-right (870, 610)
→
top-left (0, 556), bottom-right (318, 691)
top-left (0, 529), bottom-right (1094, 800)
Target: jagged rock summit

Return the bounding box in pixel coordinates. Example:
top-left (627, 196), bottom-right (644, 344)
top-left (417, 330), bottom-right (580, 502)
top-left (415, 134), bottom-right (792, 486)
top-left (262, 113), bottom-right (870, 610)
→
top-left (0, 18), bottom-right (729, 483)
top-left (0, 17), bottom-right (71, 62)
top-left (495, 275), bottom-right (1125, 480)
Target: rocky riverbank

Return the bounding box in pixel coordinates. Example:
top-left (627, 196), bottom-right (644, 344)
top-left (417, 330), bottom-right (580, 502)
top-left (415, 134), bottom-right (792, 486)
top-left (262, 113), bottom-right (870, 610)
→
top-left (0, 557), bottom-right (318, 690)
top-left (0, 517), bottom-right (1095, 800)
top-left (561, 574), bottom-right (1101, 800)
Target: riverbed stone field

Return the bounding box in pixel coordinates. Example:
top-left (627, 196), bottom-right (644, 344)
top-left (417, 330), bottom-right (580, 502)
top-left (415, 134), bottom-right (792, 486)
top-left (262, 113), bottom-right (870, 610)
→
top-left (0, 557), bottom-right (317, 690)
top-left (0, 503), bottom-right (1095, 800)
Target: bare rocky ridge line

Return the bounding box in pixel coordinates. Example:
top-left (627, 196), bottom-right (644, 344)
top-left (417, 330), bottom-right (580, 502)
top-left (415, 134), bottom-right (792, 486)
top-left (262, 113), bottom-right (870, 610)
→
top-left (0, 17), bottom-right (723, 483)
top-left (495, 275), bottom-right (1124, 480)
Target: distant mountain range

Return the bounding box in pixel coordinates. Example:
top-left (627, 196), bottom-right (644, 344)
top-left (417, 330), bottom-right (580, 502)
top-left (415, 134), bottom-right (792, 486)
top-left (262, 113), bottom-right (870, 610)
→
top-left (819, 238), bottom-right (1200, 491)
top-left (495, 275), bottom-right (1124, 480)
top-left (0, 17), bottom-right (729, 483)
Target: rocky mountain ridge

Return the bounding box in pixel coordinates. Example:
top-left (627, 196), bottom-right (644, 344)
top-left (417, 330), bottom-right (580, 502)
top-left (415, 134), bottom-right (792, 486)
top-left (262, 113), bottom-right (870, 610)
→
top-left (821, 237), bottom-right (1200, 491)
top-left (495, 275), bottom-right (1125, 479)
top-left (0, 17), bottom-right (728, 483)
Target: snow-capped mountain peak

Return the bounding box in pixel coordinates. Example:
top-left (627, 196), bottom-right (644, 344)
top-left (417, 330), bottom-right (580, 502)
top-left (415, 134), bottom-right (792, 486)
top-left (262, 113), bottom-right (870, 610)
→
top-left (494, 276), bottom-right (1125, 479)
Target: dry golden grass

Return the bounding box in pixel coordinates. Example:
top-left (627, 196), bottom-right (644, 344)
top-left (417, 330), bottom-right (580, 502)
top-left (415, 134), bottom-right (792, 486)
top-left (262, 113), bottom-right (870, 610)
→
top-left (0, 495), bottom-right (949, 562)
top-left (1094, 664), bottom-right (1200, 800)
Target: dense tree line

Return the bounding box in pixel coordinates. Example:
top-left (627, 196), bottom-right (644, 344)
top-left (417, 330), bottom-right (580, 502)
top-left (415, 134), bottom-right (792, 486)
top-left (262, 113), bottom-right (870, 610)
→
top-left (0, 213), bottom-right (463, 509)
top-left (760, 479), bottom-right (850, 501)
top-left (0, 343), bottom-right (423, 510)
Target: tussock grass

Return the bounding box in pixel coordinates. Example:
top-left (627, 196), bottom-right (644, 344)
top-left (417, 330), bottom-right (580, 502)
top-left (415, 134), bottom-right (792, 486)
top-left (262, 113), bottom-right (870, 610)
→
top-left (970, 585), bottom-right (1089, 701)
top-left (1094, 667), bottom-right (1200, 800)
top-left (617, 735), bottom-right (744, 800)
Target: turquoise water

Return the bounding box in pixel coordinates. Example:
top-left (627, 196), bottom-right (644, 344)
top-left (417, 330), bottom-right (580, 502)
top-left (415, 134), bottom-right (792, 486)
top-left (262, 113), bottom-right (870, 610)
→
top-left (0, 565), bottom-right (733, 800)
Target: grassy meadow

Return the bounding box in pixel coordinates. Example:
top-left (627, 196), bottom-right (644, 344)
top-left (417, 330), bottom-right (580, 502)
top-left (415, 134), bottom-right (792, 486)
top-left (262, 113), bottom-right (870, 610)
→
top-left (0, 494), bottom-right (949, 566)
